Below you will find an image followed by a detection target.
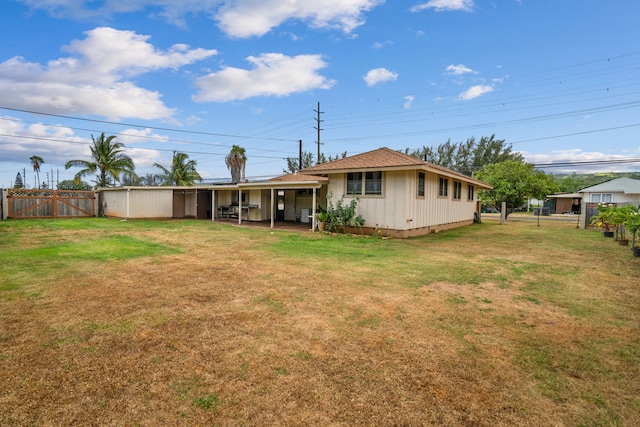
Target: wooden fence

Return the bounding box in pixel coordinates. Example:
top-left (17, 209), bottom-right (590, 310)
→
top-left (7, 189), bottom-right (95, 219)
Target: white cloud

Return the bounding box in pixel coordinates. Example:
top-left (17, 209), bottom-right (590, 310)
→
top-left (19, 0), bottom-right (383, 38)
top-left (459, 84), bottom-right (493, 100)
top-left (445, 64), bottom-right (477, 75)
top-left (0, 116), bottom-right (162, 171)
top-left (364, 68), bottom-right (398, 86)
top-left (216, 0), bottom-right (383, 38)
top-left (523, 149), bottom-right (640, 173)
top-left (411, 0), bottom-right (474, 12)
top-left (0, 27), bottom-right (218, 120)
top-left (402, 95), bottom-right (415, 109)
top-left (372, 40), bottom-right (393, 49)
top-left (193, 53), bottom-right (335, 102)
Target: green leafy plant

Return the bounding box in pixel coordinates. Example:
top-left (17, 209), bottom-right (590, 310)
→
top-left (624, 208), bottom-right (640, 249)
top-left (324, 192), bottom-right (365, 233)
top-left (590, 203), bottom-right (615, 233)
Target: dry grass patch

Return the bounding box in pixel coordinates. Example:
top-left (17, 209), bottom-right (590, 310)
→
top-left (0, 217), bottom-right (638, 426)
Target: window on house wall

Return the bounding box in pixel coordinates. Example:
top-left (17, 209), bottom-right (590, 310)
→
top-left (438, 177), bottom-right (448, 197)
top-left (365, 171), bottom-right (382, 195)
top-left (346, 171), bottom-right (384, 196)
top-left (468, 185), bottom-right (475, 201)
top-left (591, 193), bottom-right (613, 203)
top-left (453, 181), bottom-right (462, 200)
top-left (346, 172), bottom-right (362, 195)
top-left (418, 172), bottom-right (425, 197)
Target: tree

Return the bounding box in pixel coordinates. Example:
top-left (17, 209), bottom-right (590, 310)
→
top-left (65, 133), bottom-right (137, 187)
top-left (225, 145), bottom-right (246, 183)
top-left (475, 160), bottom-right (557, 212)
top-left (155, 151), bottom-right (202, 186)
top-left (14, 172), bottom-right (24, 188)
top-left (57, 179), bottom-right (92, 190)
top-left (406, 135), bottom-right (523, 176)
top-left (30, 155), bottom-right (45, 189)
top-left (139, 173), bottom-right (163, 186)
top-left (284, 151), bottom-right (315, 174)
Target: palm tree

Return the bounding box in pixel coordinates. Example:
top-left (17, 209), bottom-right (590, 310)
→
top-left (30, 155), bottom-right (45, 189)
top-left (155, 151), bottom-right (202, 186)
top-left (225, 145), bottom-right (247, 183)
top-left (65, 133), bottom-right (137, 187)
top-left (65, 133), bottom-right (137, 217)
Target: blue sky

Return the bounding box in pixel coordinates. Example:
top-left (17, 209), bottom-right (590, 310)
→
top-left (1, 0), bottom-right (639, 188)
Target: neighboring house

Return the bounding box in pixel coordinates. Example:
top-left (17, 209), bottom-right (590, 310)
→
top-left (578, 177), bottom-right (640, 228)
top-left (96, 147), bottom-right (491, 237)
top-left (299, 147), bottom-right (492, 237)
top-left (545, 193), bottom-right (582, 215)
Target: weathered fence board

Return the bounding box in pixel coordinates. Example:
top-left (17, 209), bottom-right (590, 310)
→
top-left (8, 189), bottom-right (95, 218)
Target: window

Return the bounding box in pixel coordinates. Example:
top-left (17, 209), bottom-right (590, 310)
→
top-left (591, 193), bottom-right (612, 203)
top-left (468, 184), bottom-right (475, 201)
top-left (346, 172), bottom-right (362, 195)
top-left (453, 181), bottom-right (462, 200)
top-left (346, 171), bottom-right (383, 196)
top-left (365, 171), bottom-right (382, 195)
top-left (418, 172), bottom-right (425, 197)
top-left (438, 177), bottom-right (448, 197)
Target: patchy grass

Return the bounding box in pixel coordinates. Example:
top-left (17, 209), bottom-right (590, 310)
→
top-left (0, 217), bottom-right (638, 426)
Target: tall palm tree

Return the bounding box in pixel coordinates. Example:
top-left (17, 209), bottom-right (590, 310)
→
top-left (65, 133), bottom-right (137, 187)
top-left (155, 151), bottom-right (202, 186)
top-left (30, 155), bottom-right (44, 189)
top-left (225, 145), bottom-right (247, 183)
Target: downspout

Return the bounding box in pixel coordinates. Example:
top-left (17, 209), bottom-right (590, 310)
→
top-left (211, 189), bottom-right (216, 222)
top-left (126, 188), bottom-right (130, 219)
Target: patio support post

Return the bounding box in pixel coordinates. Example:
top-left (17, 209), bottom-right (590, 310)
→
top-left (312, 188), bottom-right (317, 231)
top-left (270, 188), bottom-right (275, 228)
top-left (238, 188), bottom-right (242, 225)
top-left (211, 189), bottom-right (216, 222)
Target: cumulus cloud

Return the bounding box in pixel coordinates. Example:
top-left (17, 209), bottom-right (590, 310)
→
top-left (193, 53), bottom-right (335, 102)
top-left (523, 149), bottom-right (640, 173)
top-left (459, 85), bottom-right (493, 100)
top-left (0, 27), bottom-right (218, 120)
top-left (0, 117), bottom-right (162, 172)
top-left (445, 64), bottom-right (477, 75)
top-left (364, 68), bottom-right (398, 87)
top-left (402, 95), bottom-right (415, 109)
top-left (411, 0), bottom-right (474, 12)
top-left (19, 0), bottom-right (383, 38)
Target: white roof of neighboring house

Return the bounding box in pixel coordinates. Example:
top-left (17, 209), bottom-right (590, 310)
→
top-left (547, 193), bottom-right (582, 199)
top-left (578, 177), bottom-right (640, 195)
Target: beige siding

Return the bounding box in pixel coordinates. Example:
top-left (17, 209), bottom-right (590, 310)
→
top-left (130, 189), bottom-right (173, 218)
top-left (327, 170), bottom-right (478, 233)
top-left (102, 190), bottom-right (128, 218)
top-left (581, 191), bottom-right (640, 204)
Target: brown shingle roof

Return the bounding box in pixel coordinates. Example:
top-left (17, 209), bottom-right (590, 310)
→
top-left (299, 147), bottom-right (492, 188)
top-left (270, 173), bottom-right (328, 183)
top-left (300, 147), bottom-right (424, 172)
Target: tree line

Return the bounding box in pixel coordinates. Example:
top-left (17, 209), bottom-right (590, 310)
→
top-left (14, 133), bottom-right (249, 190)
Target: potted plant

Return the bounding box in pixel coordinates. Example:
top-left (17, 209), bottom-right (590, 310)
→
top-left (590, 203), bottom-right (615, 237)
top-left (624, 208), bottom-right (640, 257)
top-left (316, 210), bottom-right (329, 231)
top-left (612, 205), bottom-right (635, 246)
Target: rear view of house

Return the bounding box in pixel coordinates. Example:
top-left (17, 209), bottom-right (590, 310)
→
top-left (299, 147), bottom-right (492, 238)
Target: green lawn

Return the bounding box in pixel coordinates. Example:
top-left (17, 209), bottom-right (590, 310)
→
top-left (0, 217), bottom-right (638, 426)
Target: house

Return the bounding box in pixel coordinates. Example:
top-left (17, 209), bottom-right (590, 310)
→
top-left (97, 147), bottom-right (491, 238)
top-left (545, 193), bottom-right (582, 215)
top-left (578, 177), bottom-right (640, 228)
top-left (298, 147), bottom-right (492, 237)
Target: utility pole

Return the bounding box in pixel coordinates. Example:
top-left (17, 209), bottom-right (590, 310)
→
top-left (313, 102), bottom-right (323, 164)
top-left (298, 140), bottom-right (303, 172)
